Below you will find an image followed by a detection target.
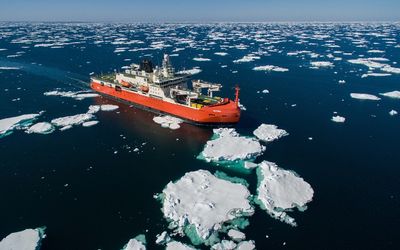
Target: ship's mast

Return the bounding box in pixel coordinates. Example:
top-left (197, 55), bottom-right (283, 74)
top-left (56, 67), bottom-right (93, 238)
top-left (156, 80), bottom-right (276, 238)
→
top-left (162, 54), bottom-right (174, 78)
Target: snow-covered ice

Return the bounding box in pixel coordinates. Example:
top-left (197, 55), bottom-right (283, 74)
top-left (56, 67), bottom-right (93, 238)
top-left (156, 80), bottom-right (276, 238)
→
top-left (255, 161), bottom-right (314, 226)
top-left (25, 122), bottom-right (55, 134)
top-left (227, 229), bottom-right (246, 241)
top-left (155, 231), bottom-right (171, 245)
top-left (166, 241), bottom-right (196, 250)
top-left (211, 240), bottom-right (237, 250)
top-left (100, 104), bottom-right (119, 111)
top-left (44, 90), bottom-right (99, 100)
top-left (380, 91), bottom-right (400, 99)
top-left (331, 115), bottom-right (346, 123)
top-left (235, 240), bottom-right (256, 250)
top-left (82, 120), bottom-right (99, 127)
top-left (253, 65), bottom-right (288, 72)
top-left (0, 113), bottom-right (42, 138)
top-left (310, 61), bottom-right (334, 68)
top-left (177, 67), bottom-right (202, 75)
top-left (350, 93), bottom-right (381, 101)
top-left (153, 115), bottom-right (182, 130)
top-left (51, 113), bottom-right (95, 129)
top-left (200, 128), bottom-right (265, 162)
top-left (160, 170), bottom-right (254, 243)
top-left (121, 235), bottom-right (146, 250)
top-left (253, 124), bottom-right (289, 142)
top-left (0, 227), bottom-right (46, 250)
top-left (389, 110), bottom-right (398, 116)
top-left (193, 57), bottom-right (211, 62)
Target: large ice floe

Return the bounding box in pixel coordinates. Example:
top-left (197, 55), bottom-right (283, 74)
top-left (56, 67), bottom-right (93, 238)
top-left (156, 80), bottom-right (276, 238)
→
top-left (199, 128), bottom-right (265, 163)
top-left (44, 90), bottom-right (99, 100)
top-left (153, 115), bottom-right (183, 130)
top-left (380, 90), bottom-right (400, 99)
top-left (25, 122), bottom-right (55, 134)
top-left (348, 58), bottom-right (400, 75)
top-left (166, 241), bottom-right (197, 250)
top-left (159, 170), bottom-right (254, 246)
top-left (252, 65), bottom-right (288, 72)
top-left (253, 124), bottom-right (289, 142)
top-left (0, 227), bottom-right (46, 250)
top-left (0, 113), bottom-right (42, 138)
top-left (255, 161), bottom-right (314, 226)
top-left (121, 234), bottom-right (146, 250)
top-left (350, 93), bottom-right (381, 101)
top-left (51, 113), bottom-right (95, 130)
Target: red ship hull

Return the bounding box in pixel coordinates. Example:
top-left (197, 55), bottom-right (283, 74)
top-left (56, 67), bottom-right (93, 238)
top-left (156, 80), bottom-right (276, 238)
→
top-left (90, 81), bottom-right (240, 124)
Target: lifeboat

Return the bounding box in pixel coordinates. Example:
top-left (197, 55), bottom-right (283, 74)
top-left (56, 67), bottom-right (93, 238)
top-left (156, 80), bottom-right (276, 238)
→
top-left (140, 85), bottom-right (149, 92)
top-left (121, 80), bottom-right (131, 88)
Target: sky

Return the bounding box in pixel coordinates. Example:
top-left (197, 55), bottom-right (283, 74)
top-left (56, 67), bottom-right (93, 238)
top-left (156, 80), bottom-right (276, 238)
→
top-left (0, 0), bottom-right (399, 22)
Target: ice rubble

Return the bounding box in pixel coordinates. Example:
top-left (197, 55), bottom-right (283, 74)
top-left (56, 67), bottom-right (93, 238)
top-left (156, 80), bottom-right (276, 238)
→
top-left (255, 161), bottom-right (314, 227)
top-left (25, 122), bottom-right (55, 134)
top-left (153, 115), bottom-right (183, 130)
top-left (177, 67), bottom-right (202, 75)
top-left (331, 115), bottom-right (345, 123)
top-left (252, 65), bottom-right (288, 72)
top-left (348, 58), bottom-right (400, 75)
top-left (200, 128), bottom-right (265, 162)
top-left (155, 231), bottom-right (171, 245)
top-left (380, 91), bottom-right (400, 99)
top-left (44, 90), bottom-right (99, 100)
top-left (0, 113), bottom-right (42, 138)
top-left (350, 93), bottom-right (381, 101)
top-left (121, 234), bottom-right (146, 250)
top-left (253, 124), bottom-right (289, 142)
top-left (0, 227), bottom-right (46, 250)
top-left (161, 170), bottom-right (254, 243)
top-left (166, 241), bottom-right (196, 250)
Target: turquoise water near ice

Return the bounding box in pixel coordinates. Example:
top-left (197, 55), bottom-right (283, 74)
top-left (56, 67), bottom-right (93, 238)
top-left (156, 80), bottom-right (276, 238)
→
top-left (0, 22), bottom-right (400, 249)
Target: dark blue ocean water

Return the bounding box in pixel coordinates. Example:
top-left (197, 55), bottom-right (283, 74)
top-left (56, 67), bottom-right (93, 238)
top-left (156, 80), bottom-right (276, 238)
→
top-left (0, 22), bottom-right (399, 249)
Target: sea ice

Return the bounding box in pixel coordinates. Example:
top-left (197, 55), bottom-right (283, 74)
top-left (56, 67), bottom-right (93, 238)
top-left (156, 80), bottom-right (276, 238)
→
top-left (380, 91), bottom-right (400, 99)
top-left (214, 52), bottom-right (228, 56)
top-left (153, 115), bottom-right (182, 130)
top-left (155, 231), bottom-right (171, 245)
top-left (25, 122), bottom-right (55, 134)
top-left (177, 67), bottom-right (202, 75)
top-left (44, 90), bottom-right (99, 100)
top-left (0, 227), bottom-right (46, 250)
top-left (51, 113), bottom-right (95, 128)
top-left (0, 113), bottom-right (42, 138)
top-left (234, 55), bottom-right (260, 63)
top-left (389, 110), bottom-right (398, 116)
top-left (166, 241), bottom-right (196, 250)
top-left (310, 61), bottom-right (334, 68)
top-left (350, 93), bottom-right (381, 101)
top-left (100, 104), bottom-right (119, 111)
top-left (235, 240), bottom-right (256, 250)
top-left (252, 65), bottom-right (288, 72)
top-left (0, 66), bottom-right (20, 70)
top-left (82, 121), bottom-right (99, 127)
top-left (253, 124), bottom-right (289, 142)
top-left (160, 170), bottom-right (254, 244)
top-left (255, 161), bottom-right (314, 226)
top-left (193, 57), bottom-right (211, 62)
top-left (211, 240), bottom-right (237, 250)
top-left (227, 229), bottom-right (245, 241)
top-left (87, 105), bottom-right (101, 114)
top-left (121, 235), bottom-right (146, 250)
top-left (331, 115), bottom-right (345, 123)
top-left (200, 128), bottom-right (265, 162)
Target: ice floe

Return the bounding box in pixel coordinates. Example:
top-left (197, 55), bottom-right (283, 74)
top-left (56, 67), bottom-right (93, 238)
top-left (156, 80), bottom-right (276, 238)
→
top-left (155, 231), bottom-right (171, 245)
top-left (0, 113), bottom-right (42, 138)
top-left (212, 240), bottom-right (237, 250)
top-left (380, 91), bottom-right (400, 99)
top-left (166, 241), bottom-right (196, 250)
top-left (177, 67), bottom-right (202, 75)
top-left (350, 93), bottom-right (381, 101)
top-left (153, 115), bottom-right (183, 130)
top-left (214, 52), bottom-right (228, 56)
top-left (44, 90), bottom-right (99, 100)
top-left (227, 229), bottom-right (246, 241)
top-left (233, 54), bottom-right (260, 63)
top-left (255, 161), bottom-right (314, 226)
top-left (389, 110), bottom-right (398, 116)
top-left (82, 121), bottom-right (99, 127)
top-left (51, 113), bottom-right (95, 129)
top-left (160, 170), bottom-right (254, 245)
top-left (310, 61), bottom-right (334, 68)
top-left (121, 234), bottom-right (146, 250)
top-left (100, 104), bottom-right (119, 111)
top-left (253, 124), bottom-right (289, 142)
top-left (331, 115), bottom-right (346, 123)
top-left (0, 227), bottom-right (46, 250)
top-left (199, 128), bottom-right (265, 162)
top-left (0, 66), bottom-right (20, 70)
top-left (25, 122), bottom-right (55, 134)
top-left (235, 240), bottom-right (256, 250)
top-left (193, 57), bottom-right (211, 62)
top-left (253, 65), bottom-right (288, 72)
